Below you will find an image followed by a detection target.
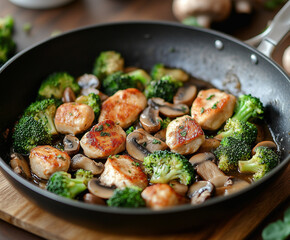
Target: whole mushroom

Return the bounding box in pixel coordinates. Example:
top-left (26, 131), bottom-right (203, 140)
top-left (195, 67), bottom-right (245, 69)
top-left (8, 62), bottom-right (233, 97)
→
top-left (172, 0), bottom-right (232, 28)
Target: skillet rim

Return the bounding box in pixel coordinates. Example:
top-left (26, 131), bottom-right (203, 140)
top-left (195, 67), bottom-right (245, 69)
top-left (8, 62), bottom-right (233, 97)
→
top-left (0, 20), bottom-right (289, 216)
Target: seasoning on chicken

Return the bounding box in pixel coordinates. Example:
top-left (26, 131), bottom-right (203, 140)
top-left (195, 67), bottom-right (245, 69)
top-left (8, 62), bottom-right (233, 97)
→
top-left (98, 88), bottom-right (147, 129)
top-left (29, 145), bottom-right (70, 180)
top-left (166, 115), bottom-right (205, 155)
top-left (80, 120), bottom-right (126, 159)
top-left (54, 102), bottom-right (95, 135)
top-left (191, 88), bottom-right (236, 130)
top-left (99, 155), bottom-right (148, 189)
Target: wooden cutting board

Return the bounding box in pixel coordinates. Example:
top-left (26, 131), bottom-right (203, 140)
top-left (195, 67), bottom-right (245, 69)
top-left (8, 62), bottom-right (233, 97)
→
top-left (0, 164), bottom-right (289, 240)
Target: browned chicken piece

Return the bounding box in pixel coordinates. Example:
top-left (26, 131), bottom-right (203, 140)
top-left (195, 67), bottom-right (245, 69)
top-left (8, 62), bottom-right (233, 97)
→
top-left (191, 88), bottom-right (236, 130)
top-left (54, 102), bottom-right (95, 135)
top-left (99, 155), bottom-right (148, 189)
top-left (80, 120), bottom-right (126, 159)
top-left (29, 145), bottom-right (70, 180)
top-left (166, 115), bottom-right (205, 155)
top-left (98, 88), bottom-right (147, 129)
top-left (141, 183), bottom-right (186, 210)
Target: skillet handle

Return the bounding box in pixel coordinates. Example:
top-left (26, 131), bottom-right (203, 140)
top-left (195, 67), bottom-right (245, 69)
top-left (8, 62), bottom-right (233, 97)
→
top-left (245, 1), bottom-right (290, 57)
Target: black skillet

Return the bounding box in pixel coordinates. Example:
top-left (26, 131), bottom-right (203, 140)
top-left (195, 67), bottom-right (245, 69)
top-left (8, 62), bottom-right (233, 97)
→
top-left (0, 3), bottom-right (289, 234)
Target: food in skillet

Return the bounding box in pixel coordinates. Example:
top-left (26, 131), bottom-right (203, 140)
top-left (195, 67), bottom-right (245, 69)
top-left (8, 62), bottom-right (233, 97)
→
top-left (10, 50), bottom-right (280, 209)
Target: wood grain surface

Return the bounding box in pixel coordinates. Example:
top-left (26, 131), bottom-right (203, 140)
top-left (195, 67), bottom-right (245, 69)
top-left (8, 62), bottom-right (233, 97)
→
top-left (0, 164), bottom-right (289, 240)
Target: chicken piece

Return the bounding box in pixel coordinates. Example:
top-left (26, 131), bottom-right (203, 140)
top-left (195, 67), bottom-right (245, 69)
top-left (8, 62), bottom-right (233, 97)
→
top-left (141, 183), bottom-right (186, 210)
top-left (98, 88), bottom-right (147, 129)
top-left (99, 155), bottom-right (148, 189)
top-left (80, 120), bottom-right (126, 159)
top-left (29, 145), bottom-right (70, 180)
top-left (166, 115), bottom-right (205, 155)
top-left (54, 103), bottom-right (95, 135)
top-left (191, 89), bottom-right (236, 130)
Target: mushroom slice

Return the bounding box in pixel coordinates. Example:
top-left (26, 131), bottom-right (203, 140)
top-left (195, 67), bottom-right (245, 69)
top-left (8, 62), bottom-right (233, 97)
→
top-left (63, 135), bottom-right (80, 156)
top-left (197, 138), bottom-right (220, 153)
top-left (189, 152), bottom-right (215, 166)
top-left (154, 128), bottom-right (167, 142)
top-left (187, 181), bottom-right (215, 205)
top-left (83, 193), bottom-right (106, 205)
top-left (87, 178), bottom-right (115, 199)
top-left (252, 141), bottom-right (277, 155)
top-left (77, 74), bottom-right (100, 89)
top-left (215, 178), bottom-right (250, 196)
top-left (173, 84), bottom-right (197, 106)
top-left (126, 129), bottom-right (167, 161)
top-left (10, 153), bottom-right (32, 179)
top-left (71, 154), bottom-right (104, 175)
top-left (62, 87), bottom-right (76, 103)
top-left (148, 98), bottom-right (189, 118)
top-left (169, 180), bottom-right (188, 196)
top-left (140, 106), bottom-right (162, 134)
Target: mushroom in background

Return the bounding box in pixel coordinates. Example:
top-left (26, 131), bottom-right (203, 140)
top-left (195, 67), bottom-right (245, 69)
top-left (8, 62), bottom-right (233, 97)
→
top-left (233, 0), bottom-right (252, 14)
top-left (282, 46), bottom-right (290, 75)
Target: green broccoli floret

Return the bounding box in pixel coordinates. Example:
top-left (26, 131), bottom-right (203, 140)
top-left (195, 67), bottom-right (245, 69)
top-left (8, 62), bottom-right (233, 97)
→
top-left (151, 63), bottom-right (189, 82)
top-left (125, 126), bottom-right (135, 135)
top-left (38, 72), bottom-right (80, 100)
top-left (160, 117), bottom-right (171, 129)
top-left (144, 150), bottom-right (194, 185)
top-left (107, 186), bottom-right (145, 208)
top-left (126, 69), bottom-right (151, 86)
top-left (232, 94), bottom-right (264, 122)
top-left (144, 75), bottom-right (183, 103)
top-left (0, 35), bottom-right (16, 64)
top-left (75, 169), bottom-right (93, 186)
top-left (102, 71), bottom-right (144, 96)
top-left (0, 16), bottom-right (14, 37)
top-left (216, 118), bottom-right (257, 145)
top-left (75, 93), bottom-right (101, 118)
top-left (46, 171), bottom-right (87, 199)
top-left (214, 137), bottom-right (251, 172)
top-left (239, 146), bottom-right (279, 181)
top-left (93, 51), bottom-right (124, 80)
top-left (13, 115), bottom-right (52, 154)
top-left (24, 99), bottom-right (58, 135)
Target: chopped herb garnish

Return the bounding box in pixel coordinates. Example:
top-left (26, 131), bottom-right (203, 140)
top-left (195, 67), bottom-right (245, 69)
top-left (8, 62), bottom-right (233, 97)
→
top-left (180, 130), bottom-right (187, 137)
top-left (206, 94), bottom-right (215, 100)
top-left (152, 139), bottom-right (161, 144)
top-left (179, 125), bottom-right (185, 129)
top-left (106, 123), bottom-right (111, 127)
top-left (132, 162), bottom-right (140, 167)
top-left (126, 126), bottom-right (135, 135)
top-left (181, 106), bottom-right (187, 112)
top-left (212, 101), bottom-right (219, 109)
top-left (95, 125), bottom-right (103, 132)
top-left (108, 155), bottom-right (112, 159)
top-left (69, 112), bottom-right (73, 116)
top-left (57, 155), bottom-right (64, 159)
top-left (100, 131), bottom-right (110, 137)
top-left (142, 142), bottom-right (147, 147)
top-left (115, 155), bottom-right (120, 158)
top-left (128, 170), bottom-right (131, 173)
top-left (201, 107), bottom-right (205, 114)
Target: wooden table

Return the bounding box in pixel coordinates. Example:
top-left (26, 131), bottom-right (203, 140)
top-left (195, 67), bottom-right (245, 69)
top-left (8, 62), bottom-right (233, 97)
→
top-left (0, 0), bottom-right (289, 239)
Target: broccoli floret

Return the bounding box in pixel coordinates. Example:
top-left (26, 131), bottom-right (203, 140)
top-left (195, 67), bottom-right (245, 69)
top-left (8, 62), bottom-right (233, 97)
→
top-left (239, 146), bottom-right (279, 181)
top-left (13, 116), bottom-right (52, 154)
top-left (126, 69), bottom-right (151, 86)
top-left (46, 171), bottom-right (87, 199)
top-left (93, 51), bottom-right (124, 80)
top-left (144, 150), bottom-right (195, 185)
top-left (125, 126), bottom-right (135, 135)
top-left (217, 118), bottom-right (257, 145)
top-left (160, 117), bottom-right (171, 129)
top-left (102, 71), bottom-right (144, 96)
top-left (232, 94), bottom-right (264, 122)
top-left (107, 186), bottom-right (145, 208)
top-left (151, 63), bottom-right (189, 82)
top-left (0, 35), bottom-right (16, 64)
top-left (24, 99), bottom-right (58, 135)
top-left (0, 16), bottom-right (14, 37)
top-left (214, 137), bottom-right (251, 172)
top-left (144, 75), bottom-right (183, 103)
top-left (75, 169), bottom-right (93, 186)
top-left (38, 72), bottom-right (80, 100)
top-left (75, 93), bottom-right (101, 118)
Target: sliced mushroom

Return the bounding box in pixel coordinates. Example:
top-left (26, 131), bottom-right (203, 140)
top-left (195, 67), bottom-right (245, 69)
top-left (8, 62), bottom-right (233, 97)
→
top-left (189, 152), bottom-right (215, 166)
top-left (83, 193), bottom-right (106, 205)
top-left (77, 74), bottom-right (100, 89)
top-left (255, 124), bottom-right (264, 143)
top-left (62, 87), bottom-right (76, 103)
top-left (252, 141), bottom-right (277, 155)
top-left (71, 154), bottom-right (104, 175)
top-left (140, 106), bottom-right (162, 134)
top-left (215, 178), bottom-right (250, 196)
top-left (197, 138), bottom-right (220, 153)
top-left (173, 84), bottom-right (197, 106)
top-left (148, 98), bottom-right (189, 118)
top-left (63, 135), bottom-right (80, 156)
top-left (154, 128), bottom-right (167, 142)
top-left (10, 153), bottom-right (32, 179)
top-left (80, 88), bottom-right (108, 102)
top-left (169, 180), bottom-right (188, 196)
top-left (126, 129), bottom-right (167, 161)
top-left (87, 178), bottom-right (115, 199)
top-left (187, 181), bottom-right (214, 205)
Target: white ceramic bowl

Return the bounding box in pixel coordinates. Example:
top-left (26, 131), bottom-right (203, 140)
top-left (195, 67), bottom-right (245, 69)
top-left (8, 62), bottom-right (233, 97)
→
top-left (9, 0), bottom-right (75, 9)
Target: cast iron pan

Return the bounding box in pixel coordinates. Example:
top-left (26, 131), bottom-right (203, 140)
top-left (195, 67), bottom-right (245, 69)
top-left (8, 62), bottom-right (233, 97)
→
top-left (0, 19), bottom-right (289, 234)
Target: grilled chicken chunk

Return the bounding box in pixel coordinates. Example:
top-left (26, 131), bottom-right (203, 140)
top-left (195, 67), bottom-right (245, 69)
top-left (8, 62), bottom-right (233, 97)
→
top-left (29, 145), bottom-right (70, 180)
top-left (98, 88), bottom-right (147, 129)
top-left (191, 89), bottom-right (236, 130)
top-left (166, 115), bottom-right (205, 155)
top-left (80, 120), bottom-right (126, 159)
top-left (99, 155), bottom-right (148, 189)
top-left (141, 183), bottom-right (186, 210)
top-left (54, 102), bottom-right (95, 135)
